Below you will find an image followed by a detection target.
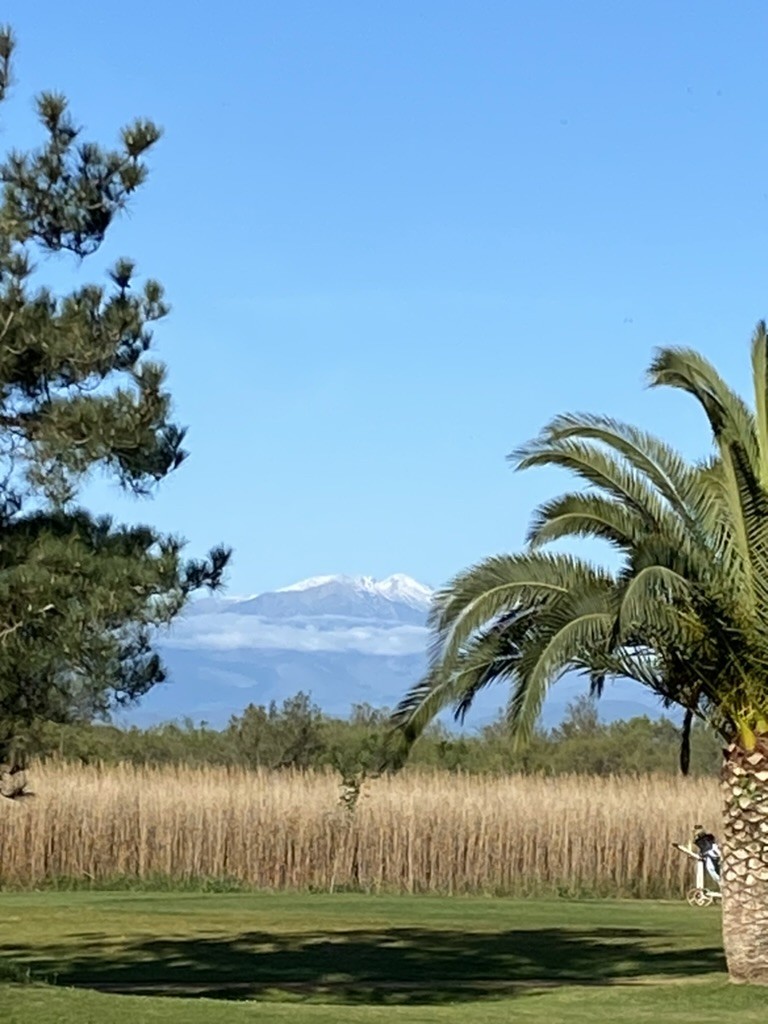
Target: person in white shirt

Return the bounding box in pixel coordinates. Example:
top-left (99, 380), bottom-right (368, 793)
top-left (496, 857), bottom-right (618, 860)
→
top-left (693, 824), bottom-right (721, 884)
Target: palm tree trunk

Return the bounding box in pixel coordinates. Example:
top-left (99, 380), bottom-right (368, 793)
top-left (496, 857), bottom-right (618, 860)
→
top-left (721, 740), bottom-right (768, 983)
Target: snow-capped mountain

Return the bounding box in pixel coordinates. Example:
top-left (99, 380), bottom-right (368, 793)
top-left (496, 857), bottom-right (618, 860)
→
top-left (277, 573), bottom-right (432, 606)
top-left (120, 572), bottom-right (668, 730)
top-left (123, 574), bottom-right (435, 726)
top-left (223, 574), bottom-right (433, 625)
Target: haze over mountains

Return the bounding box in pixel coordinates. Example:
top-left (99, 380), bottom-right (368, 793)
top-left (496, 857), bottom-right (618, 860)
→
top-left (123, 574), bottom-right (670, 729)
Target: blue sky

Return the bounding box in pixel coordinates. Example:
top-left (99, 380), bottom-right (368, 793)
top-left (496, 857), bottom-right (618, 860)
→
top-left (4, 2), bottom-right (768, 597)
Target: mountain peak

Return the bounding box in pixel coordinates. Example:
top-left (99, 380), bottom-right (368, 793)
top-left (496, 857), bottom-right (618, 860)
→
top-left (275, 573), bottom-right (433, 609)
top-left (375, 574), bottom-right (434, 606)
top-left (276, 574), bottom-right (343, 593)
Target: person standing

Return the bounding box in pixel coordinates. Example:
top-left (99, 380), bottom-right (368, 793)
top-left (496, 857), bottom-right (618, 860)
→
top-left (693, 824), bottom-right (721, 884)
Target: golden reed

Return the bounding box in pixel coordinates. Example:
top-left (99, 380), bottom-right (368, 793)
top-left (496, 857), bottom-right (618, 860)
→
top-left (0, 763), bottom-right (718, 897)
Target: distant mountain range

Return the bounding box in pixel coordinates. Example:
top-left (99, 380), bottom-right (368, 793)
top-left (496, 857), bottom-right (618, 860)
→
top-left (120, 573), bottom-right (673, 729)
top-left (219, 573), bottom-right (432, 626)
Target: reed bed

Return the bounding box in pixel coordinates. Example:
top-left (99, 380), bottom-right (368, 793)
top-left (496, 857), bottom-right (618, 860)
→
top-left (0, 763), bottom-right (719, 898)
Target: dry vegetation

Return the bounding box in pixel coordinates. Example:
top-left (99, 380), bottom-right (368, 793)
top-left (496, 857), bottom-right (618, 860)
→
top-left (0, 763), bottom-right (719, 898)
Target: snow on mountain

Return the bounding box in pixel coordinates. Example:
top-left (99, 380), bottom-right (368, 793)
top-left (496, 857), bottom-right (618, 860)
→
top-left (123, 571), bottom-right (665, 729)
top-left (207, 573), bottom-right (434, 626)
top-left (372, 574), bottom-right (434, 608)
top-left (276, 575), bottom-right (341, 593)
top-left (276, 573), bottom-right (433, 609)
top-left (123, 574), bottom-right (435, 726)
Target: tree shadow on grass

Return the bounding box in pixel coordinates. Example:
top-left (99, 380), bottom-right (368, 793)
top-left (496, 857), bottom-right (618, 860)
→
top-left (0, 925), bottom-right (725, 1004)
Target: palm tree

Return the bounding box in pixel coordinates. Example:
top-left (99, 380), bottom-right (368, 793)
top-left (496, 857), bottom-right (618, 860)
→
top-left (392, 322), bottom-right (768, 983)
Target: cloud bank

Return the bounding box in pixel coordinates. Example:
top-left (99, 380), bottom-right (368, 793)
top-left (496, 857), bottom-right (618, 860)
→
top-left (164, 612), bottom-right (429, 657)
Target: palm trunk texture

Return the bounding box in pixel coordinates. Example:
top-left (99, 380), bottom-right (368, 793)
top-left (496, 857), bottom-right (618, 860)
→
top-left (721, 740), bottom-right (768, 983)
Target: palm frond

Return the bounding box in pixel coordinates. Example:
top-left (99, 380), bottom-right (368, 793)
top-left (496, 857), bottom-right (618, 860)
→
top-left (394, 325), bottom-right (768, 759)
top-left (389, 609), bottom-right (535, 747)
top-left (714, 433), bottom-right (768, 620)
top-left (537, 413), bottom-right (701, 519)
top-left (426, 552), bottom-right (613, 678)
top-left (509, 436), bottom-right (669, 527)
top-left (526, 492), bottom-right (646, 550)
top-left (508, 606), bottom-right (615, 746)
top-left (751, 321), bottom-right (768, 487)
top-left (614, 565), bottom-right (702, 646)
top-left (648, 345), bottom-right (759, 470)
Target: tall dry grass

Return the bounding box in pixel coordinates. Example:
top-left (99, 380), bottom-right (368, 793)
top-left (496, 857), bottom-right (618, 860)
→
top-left (0, 763), bottom-right (719, 898)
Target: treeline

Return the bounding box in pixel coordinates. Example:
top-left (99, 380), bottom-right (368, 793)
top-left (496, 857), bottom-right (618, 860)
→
top-left (23, 693), bottom-right (722, 777)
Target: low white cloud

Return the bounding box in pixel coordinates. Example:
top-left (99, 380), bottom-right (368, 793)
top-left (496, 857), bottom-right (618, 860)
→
top-left (164, 613), bottom-right (429, 657)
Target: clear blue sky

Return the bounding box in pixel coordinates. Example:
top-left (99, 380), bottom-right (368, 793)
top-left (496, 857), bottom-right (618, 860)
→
top-left (4, 2), bottom-right (768, 595)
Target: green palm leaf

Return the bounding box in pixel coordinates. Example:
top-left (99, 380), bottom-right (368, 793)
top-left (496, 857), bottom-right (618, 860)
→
top-left (648, 345), bottom-right (759, 467)
top-left (393, 321), bottom-right (768, 761)
top-left (426, 552), bottom-right (613, 676)
top-left (510, 435), bottom-right (669, 527)
top-left (509, 606), bottom-right (615, 746)
top-left (390, 609), bottom-right (534, 746)
top-left (526, 492), bottom-right (646, 550)
top-left (536, 412), bottom-right (701, 519)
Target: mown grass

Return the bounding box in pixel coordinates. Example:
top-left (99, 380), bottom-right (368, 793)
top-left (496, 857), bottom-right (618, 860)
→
top-left (1, 891), bottom-right (764, 1023)
top-left (0, 891), bottom-right (724, 999)
top-left (3, 980), bottom-right (767, 1024)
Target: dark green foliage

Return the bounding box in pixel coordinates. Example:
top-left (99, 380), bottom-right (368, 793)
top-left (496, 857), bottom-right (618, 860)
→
top-left (0, 28), bottom-right (230, 769)
top-left (228, 693), bottom-right (327, 770)
top-left (21, 691), bottom-right (722, 777)
top-left (0, 956), bottom-right (30, 984)
top-left (393, 323), bottom-right (768, 765)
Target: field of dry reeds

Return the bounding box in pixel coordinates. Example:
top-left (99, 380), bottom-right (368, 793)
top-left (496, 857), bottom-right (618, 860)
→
top-left (0, 763), bottom-right (720, 898)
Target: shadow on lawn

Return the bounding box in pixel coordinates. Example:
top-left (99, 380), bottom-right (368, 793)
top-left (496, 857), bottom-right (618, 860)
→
top-left (0, 923), bottom-right (725, 1004)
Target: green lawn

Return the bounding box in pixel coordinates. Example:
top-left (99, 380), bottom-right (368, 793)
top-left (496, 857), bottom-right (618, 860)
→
top-left (0, 891), bottom-right (763, 1023)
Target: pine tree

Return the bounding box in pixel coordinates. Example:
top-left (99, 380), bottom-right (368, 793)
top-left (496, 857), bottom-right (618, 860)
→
top-left (0, 27), bottom-right (230, 783)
